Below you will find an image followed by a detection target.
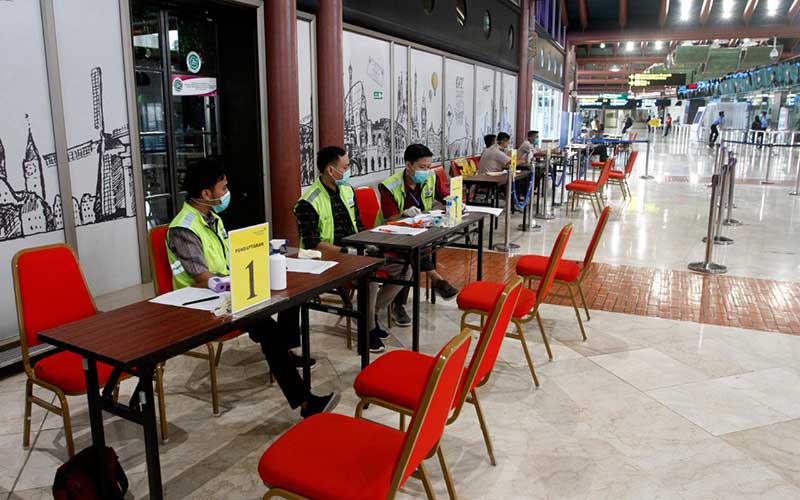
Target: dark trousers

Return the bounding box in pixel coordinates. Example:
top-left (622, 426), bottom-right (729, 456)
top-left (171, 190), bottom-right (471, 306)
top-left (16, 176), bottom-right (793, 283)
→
top-left (664, 125), bottom-right (671, 137)
top-left (622, 124), bottom-right (632, 134)
top-left (592, 145), bottom-right (608, 162)
top-left (393, 248), bottom-right (435, 308)
top-left (245, 306), bottom-right (306, 409)
top-left (709, 125), bottom-right (719, 145)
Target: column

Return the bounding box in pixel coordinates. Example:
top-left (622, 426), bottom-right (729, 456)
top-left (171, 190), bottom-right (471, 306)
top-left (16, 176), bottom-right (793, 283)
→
top-left (265, 0), bottom-right (301, 245)
top-left (516, 0), bottom-right (532, 146)
top-left (317, 0), bottom-right (344, 148)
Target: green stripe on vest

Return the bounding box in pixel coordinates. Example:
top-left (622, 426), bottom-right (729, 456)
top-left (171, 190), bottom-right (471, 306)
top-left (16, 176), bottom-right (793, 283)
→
top-left (295, 178), bottom-right (357, 249)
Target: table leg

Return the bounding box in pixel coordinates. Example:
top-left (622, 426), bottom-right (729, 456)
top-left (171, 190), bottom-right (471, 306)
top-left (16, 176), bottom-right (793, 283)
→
top-left (301, 304), bottom-right (311, 390)
top-left (488, 213), bottom-right (494, 249)
top-left (138, 366), bottom-right (164, 500)
top-left (357, 274), bottom-right (369, 369)
top-left (477, 218), bottom-right (484, 281)
top-left (83, 358), bottom-right (110, 498)
top-left (412, 247), bottom-right (421, 352)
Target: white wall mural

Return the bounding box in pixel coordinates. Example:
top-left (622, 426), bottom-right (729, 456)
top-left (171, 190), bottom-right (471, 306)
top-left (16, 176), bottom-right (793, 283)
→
top-left (53, 0), bottom-right (140, 295)
top-left (393, 44), bottom-right (408, 169)
top-left (343, 30), bottom-right (392, 188)
top-left (474, 66), bottom-right (495, 154)
top-left (410, 48), bottom-right (443, 163)
top-left (444, 58), bottom-right (474, 160)
top-left (297, 19), bottom-right (315, 188)
top-left (493, 71), bottom-right (502, 135)
top-left (502, 73), bottom-right (518, 143)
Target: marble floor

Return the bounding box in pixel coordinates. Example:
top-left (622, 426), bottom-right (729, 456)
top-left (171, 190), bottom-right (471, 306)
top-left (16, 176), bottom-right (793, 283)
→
top-left (2, 133), bottom-right (800, 499)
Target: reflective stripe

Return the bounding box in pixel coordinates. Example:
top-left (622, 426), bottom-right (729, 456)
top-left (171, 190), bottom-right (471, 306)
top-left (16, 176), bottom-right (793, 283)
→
top-left (170, 260), bottom-right (183, 271)
top-left (305, 187), bottom-right (320, 204)
top-left (385, 179), bottom-right (402, 191)
top-left (180, 212), bottom-right (196, 228)
top-left (171, 262), bottom-right (186, 277)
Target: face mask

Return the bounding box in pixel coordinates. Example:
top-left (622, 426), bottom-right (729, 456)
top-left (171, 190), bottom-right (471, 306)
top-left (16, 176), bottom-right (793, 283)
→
top-left (412, 169), bottom-right (430, 184)
top-left (333, 167), bottom-right (351, 186)
top-left (211, 191), bottom-right (231, 213)
top-left (534, 138), bottom-right (540, 146)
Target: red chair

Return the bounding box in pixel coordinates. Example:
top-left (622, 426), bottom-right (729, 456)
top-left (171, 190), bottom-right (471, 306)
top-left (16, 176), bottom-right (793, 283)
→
top-left (354, 277), bottom-right (523, 498)
top-left (354, 186), bottom-right (382, 229)
top-left (449, 159), bottom-right (463, 177)
top-left (432, 165), bottom-right (448, 189)
top-left (457, 225), bottom-right (573, 387)
top-left (608, 151), bottom-right (638, 198)
top-left (516, 207), bottom-right (611, 340)
top-left (258, 330), bottom-right (472, 500)
top-left (566, 158), bottom-right (614, 216)
top-left (590, 144), bottom-right (619, 169)
top-left (149, 226), bottom-right (245, 425)
top-left (12, 245), bottom-right (134, 457)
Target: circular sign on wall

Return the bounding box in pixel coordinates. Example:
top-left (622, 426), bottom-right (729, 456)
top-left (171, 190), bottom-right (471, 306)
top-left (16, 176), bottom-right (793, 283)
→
top-left (186, 51), bottom-right (202, 74)
top-left (173, 77), bottom-right (184, 93)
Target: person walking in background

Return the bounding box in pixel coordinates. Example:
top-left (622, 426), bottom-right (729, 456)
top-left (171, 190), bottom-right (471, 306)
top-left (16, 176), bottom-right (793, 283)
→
top-left (709, 111), bottom-right (724, 147)
top-left (664, 113), bottom-right (673, 137)
top-left (751, 115), bottom-right (764, 148)
top-left (622, 115), bottom-right (634, 134)
top-left (646, 115), bottom-right (652, 133)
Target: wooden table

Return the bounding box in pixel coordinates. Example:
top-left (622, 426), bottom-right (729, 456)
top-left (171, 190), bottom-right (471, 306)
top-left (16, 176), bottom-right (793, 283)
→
top-left (462, 171), bottom-right (531, 246)
top-left (38, 249), bottom-right (382, 500)
top-left (341, 212), bottom-right (487, 353)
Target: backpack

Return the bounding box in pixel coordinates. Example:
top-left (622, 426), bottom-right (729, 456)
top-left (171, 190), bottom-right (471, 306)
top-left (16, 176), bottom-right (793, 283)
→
top-left (53, 446), bottom-right (128, 500)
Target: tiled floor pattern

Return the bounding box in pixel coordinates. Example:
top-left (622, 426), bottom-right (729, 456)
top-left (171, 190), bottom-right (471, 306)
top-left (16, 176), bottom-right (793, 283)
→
top-left (435, 248), bottom-right (800, 335)
top-left (5, 303), bottom-right (800, 499)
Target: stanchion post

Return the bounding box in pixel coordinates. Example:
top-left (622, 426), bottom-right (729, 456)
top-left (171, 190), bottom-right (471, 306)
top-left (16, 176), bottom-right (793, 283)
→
top-left (536, 149), bottom-right (555, 220)
top-left (762, 132), bottom-right (774, 184)
top-left (640, 139), bottom-right (653, 179)
top-left (790, 141), bottom-right (800, 196)
top-left (723, 150), bottom-right (741, 226)
top-left (689, 170), bottom-right (728, 275)
top-left (494, 167), bottom-right (519, 252)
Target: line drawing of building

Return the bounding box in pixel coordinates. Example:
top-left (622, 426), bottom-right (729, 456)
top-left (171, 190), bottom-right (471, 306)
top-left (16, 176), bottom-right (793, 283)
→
top-left (344, 63), bottom-right (391, 178)
top-left (410, 69), bottom-right (442, 162)
top-left (0, 66), bottom-right (134, 242)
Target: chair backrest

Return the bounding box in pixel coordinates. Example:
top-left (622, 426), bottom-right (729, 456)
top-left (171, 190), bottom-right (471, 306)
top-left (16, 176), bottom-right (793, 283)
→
top-left (466, 159), bottom-right (478, 176)
top-left (534, 224), bottom-right (573, 304)
top-left (582, 206), bottom-right (611, 271)
top-left (458, 277), bottom-right (523, 404)
top-left (432, 165), bottom-right (448, 188)
top-left (389, 331), bottom-right (471, 494)
top-left (624, 151), bottom-right (639, 177)
top-left (354, 186), bottom-right (382, 229)
top-left (12, 245), bottom-right (96, 365)
top-left (596, 158), bottom-right (615, 188)
top-left (148, 225), bottom-right (174, 295)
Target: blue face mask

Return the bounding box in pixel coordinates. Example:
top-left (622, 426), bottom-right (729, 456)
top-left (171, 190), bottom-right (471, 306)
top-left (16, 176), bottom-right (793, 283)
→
top-left (212, 191), bottom-right (231, 213)
top-left (412, 169), bottom-right (430, 184)
top-left (534, 138), bottom-right (540, 146)
top-left (334, 168), bottom-right (351, 186)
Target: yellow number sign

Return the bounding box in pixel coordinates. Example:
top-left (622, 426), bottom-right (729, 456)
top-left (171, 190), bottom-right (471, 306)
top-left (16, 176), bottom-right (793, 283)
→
top-left (449, 175), bottom-right (463, 225)
top-left (229, 223), bottom-right (270, 314)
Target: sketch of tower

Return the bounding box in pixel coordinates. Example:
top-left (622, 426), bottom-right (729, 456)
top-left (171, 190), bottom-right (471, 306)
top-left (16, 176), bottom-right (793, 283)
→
top-left (0, 137), bottom-right (6, 180)
top-left (396, 74), bottom-right (407, 126)
top-left (412, 72), bottom-right (418, 139)
top-left (22, 118), bottom-right (45, 201)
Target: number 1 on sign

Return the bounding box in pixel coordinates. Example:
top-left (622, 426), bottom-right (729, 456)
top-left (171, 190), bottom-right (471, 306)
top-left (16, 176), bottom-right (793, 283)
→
top-left (245, 260), bottom-right (256, 300)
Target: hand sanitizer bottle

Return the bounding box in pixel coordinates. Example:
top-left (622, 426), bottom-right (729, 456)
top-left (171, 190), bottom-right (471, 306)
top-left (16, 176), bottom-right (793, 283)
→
top-left (269, 239), bottom-right (287, 291)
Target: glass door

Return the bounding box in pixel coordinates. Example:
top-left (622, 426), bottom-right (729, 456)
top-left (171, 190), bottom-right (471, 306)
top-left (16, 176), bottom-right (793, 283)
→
top-left (131, 2), bottom-right (221, 227)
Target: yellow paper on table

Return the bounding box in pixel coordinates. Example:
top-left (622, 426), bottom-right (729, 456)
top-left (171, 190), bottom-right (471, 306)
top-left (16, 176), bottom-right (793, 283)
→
top-left (229, 223), bottom-right (270, 314)
top-left (510, 149), bottom-right (518, 177)
top-left (449, 175), bottom-right (463, 225)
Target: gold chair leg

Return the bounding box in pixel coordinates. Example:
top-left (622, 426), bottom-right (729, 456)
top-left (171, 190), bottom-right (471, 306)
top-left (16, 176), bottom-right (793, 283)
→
top-left (399, 413), bottom-right (407, 432)
top-left (354, 399), bottom-right (367, 419)
top-left (470, 390), bottom-right (496, 466)
top-left (576, 282), bottom-right (591, 321)
top-left (516, 326), bottom-right (540, 387)
top-left (155, 364), bottom-right (169, 443)
top-left (387, 303), bottom-right (393, 329)
top-left (56, 391), bottom-right (75, 458)
top-left (206, 343), bottom-right (220, 416)
top-left (418, 463), bottom-right (437, 500)
top-left (436, 446), bottom-right (458, 500)
top-left (23, 378), bottom-right (33, 449)
top-left (521, 315), bottom-right (552, 361)
top-left (214, 341), bottom-right (224, 367)
top-left (567, 285), bottom-right (587, 341)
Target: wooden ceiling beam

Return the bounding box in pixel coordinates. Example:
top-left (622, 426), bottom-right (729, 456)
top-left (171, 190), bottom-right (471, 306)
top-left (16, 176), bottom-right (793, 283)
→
top-left (560, 0), bottom-right (569, 27)
top-left (576, 56), bottom-right (662, 64)
top-left (700, 0), bottom-right (714, 25)
top-left (567, 24), bottom-right (800, 44)
top-left (619, 0), bottom-right (628, 28)
top-left (743, 0), bottom-right (760, 24)
top-left (790, 0), bottom-right (800, 19)
top-left (659, 0), bottom-right (671, 26)
top-left (578, 0), bottom-right (589, 30)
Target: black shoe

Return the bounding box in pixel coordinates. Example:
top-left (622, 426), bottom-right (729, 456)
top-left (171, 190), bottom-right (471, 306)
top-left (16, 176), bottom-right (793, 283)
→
top-left (433, 279), bottom-right (459, 300)
top-left (300, 392), bottom-right (340, 418)
top-left (373, 316), bottom-right (391, 338)
top-left (369, 329), bottom-right (386, 353)
top-left (288, 351), bottom-right (318, 371)
top-left (391, 304), bottom-right (412, 327)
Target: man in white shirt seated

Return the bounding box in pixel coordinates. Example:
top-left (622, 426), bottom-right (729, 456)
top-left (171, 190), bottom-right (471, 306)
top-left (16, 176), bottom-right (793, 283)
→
top-left (478, 132), bottom-right (512, 174)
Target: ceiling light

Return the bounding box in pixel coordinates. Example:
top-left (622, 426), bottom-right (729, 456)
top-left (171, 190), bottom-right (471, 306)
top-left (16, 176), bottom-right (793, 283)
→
top-left (654, 40), bottom-right (664, 50)
top-left (599, 42), bottom-right (606, 49)
top-left (610, 65), bottom-right (621, 72)
top-left (626, 41), bottom-right (635, 52)
top-left (766, 0), bottom-right (780, 16)
top-left (721, 0), bottom-right (734, 19)
top-left (680, 0), bottom-right (693, 21)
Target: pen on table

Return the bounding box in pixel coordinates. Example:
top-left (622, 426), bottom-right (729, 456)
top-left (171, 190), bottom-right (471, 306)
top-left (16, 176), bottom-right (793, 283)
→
top-left (183, 296), bottom-right (220, 306)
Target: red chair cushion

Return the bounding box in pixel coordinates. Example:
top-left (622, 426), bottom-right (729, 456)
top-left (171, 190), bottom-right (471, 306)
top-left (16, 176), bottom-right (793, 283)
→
top-left (516, 255), bottom-right (581, 282)
top-left (34, 351), bottom-right (116, 394)
top-left (608, 170), bottom-right (625, 180)
top-left (590, 161), bottom-right (605, 168)
top-left (259, 413), bottom-right (405, 500)
top-left (566, 181), bottom-right (597, 193)
top-left (457, 281), bottom-right (536, 318)
top-left (354, 350), bottom-right (433, 409)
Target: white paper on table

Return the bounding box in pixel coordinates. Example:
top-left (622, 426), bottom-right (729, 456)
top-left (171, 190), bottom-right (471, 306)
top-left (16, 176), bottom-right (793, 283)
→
top-left (399, 214), bottom-right (435, 225)
top-left (465, 205), bottom-right (504, 217)
top-left (149, 288), bottom-right (229, 312)
top-left (370, 225), bottom-right (428, 236)
top-left (285, 257), bottom-right (338, 274)
top-left (485, 170), bottom-right (507, 177)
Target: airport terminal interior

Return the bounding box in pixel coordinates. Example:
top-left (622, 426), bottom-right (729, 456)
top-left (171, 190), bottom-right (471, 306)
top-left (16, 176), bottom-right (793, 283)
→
top-left (0, 1), bottom-right (799, 499)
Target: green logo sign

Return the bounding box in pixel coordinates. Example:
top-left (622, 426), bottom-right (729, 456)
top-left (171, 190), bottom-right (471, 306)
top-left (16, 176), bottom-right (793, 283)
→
top-left (186, 51), bottom-right (202, 74)
top-left (373, 90), bottom-right (384, 100)
top-left (173, 78), bottom-right (183, 93)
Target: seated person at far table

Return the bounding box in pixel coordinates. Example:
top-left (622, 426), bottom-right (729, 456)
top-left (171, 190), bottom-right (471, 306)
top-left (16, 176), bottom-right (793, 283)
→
top-left (166, 159), bottom-right (338, 418)
top-left (517, 130), bottom-right (541, 167)
top-left (379, 144), bottom-right (460, 307)
top-left (588, 129), bottom-right (609, 162)
top-left (478, 131), bottom-right (512, 174)
top-left (293, 146), bottom-right (411, 354)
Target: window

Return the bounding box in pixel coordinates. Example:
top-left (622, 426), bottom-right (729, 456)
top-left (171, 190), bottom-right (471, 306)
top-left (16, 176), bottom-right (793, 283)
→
top-left (456, 0), bottom-right (467, 26)
top-left (422, 0), bottom-right (435, 15)
top-left (508, 26), bottom-right (515, 50)
top-left (482, 10), bottom-right (491, 38)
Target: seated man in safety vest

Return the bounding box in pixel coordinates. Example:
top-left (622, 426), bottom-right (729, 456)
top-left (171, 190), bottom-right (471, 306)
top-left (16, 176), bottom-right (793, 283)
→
top-left (294, 146), bottom-right (411, 354)
top-left (166, 158), bottom-right (338, 418)
top-left (379, 144), bottom-right (459, 316)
